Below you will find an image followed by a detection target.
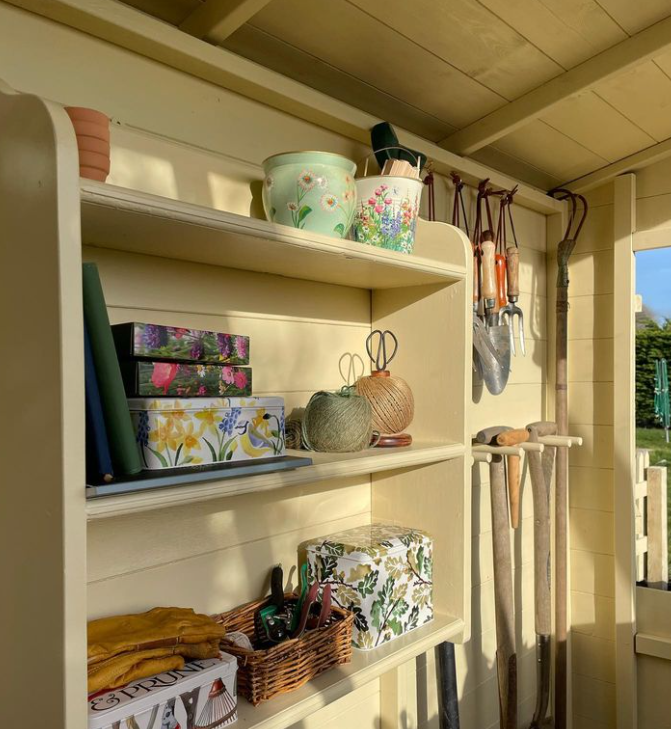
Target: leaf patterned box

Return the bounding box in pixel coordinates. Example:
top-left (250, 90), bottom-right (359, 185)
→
top-left (129, 397), bottom-right (285, 469)
top-left (121, 361), bottom-right (252, 397)
top-left (113, 322), bottom-right (250, 365)
top-left (304, 524), bottom-right (433, 651)
top-left (88, 652), bottom-right (238, 729)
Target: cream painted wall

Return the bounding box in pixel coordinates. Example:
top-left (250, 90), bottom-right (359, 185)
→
top-left (556, 156), bottom-right (671, 729)
top-left (0, 3), bottom-right (547, 727)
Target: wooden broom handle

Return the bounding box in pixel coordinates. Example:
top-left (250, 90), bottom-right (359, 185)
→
top-left (506, 246), bottom-right (520, 300)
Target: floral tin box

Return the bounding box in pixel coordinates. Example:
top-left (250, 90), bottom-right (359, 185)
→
top-left (121, 361), bottom-right (252, 397)
top-left (130, 397), bottom-right (285, 469)
top-left (88, 653), bottom-right (238, 729)
top-left (113, 322), bottom-right (250, 365)
top-left (304, 523), bottom-right (433, 651)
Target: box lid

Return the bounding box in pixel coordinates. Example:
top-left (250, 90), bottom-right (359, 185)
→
top-left (305, 523), bottom-right (430, 561)
top-left (127, 396), bottom-right (284, 413)
top-left (88, 653), bottom-right (237, 728)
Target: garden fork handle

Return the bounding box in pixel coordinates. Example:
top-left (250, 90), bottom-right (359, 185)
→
top-left (506, 247), bottom-right (520, 301)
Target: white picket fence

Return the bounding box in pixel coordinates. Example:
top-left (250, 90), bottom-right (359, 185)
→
top-left (635, 449), bottom-right (669, 589)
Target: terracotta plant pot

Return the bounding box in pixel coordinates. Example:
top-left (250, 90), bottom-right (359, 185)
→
top-left (79, 151), bottom-right (111, 175)
top-left (76, 136), bottom-right (110, 156)
top-left (65, 106), bottom-right (109, 125)
top-left (65, 106), bottom-right (111, 182)
top-left (80, 167), bottom-right (109, 182)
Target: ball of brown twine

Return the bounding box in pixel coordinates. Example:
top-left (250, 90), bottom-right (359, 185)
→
top-left (285, 408), bottom-right (305, 450)
top-left (356, 373), bottom-right (414, 434)
top-left (302, 388), bottom-right (373, 453)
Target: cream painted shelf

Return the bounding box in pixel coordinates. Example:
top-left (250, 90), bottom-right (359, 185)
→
top-left (86, 441), bottom-right (465, 520)
top-left (80, 182), bottom-right (466, 289)
top-left (235, 612), bottom-right (464, 729)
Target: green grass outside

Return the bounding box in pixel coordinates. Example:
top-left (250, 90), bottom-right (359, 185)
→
top-left (637, 427), bottom-right (671, 466)
top-left (636, 427), bottom-right (671, 580)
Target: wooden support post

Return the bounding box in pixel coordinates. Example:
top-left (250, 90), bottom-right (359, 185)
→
top-left (646, 466), bottom-right (668, 590)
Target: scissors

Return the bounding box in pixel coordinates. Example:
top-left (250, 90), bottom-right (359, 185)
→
top-left (366, 329), bottom-right (398, 372)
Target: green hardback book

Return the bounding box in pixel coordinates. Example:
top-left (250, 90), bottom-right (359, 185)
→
top-left (82, 263), bottom-right (142, 476)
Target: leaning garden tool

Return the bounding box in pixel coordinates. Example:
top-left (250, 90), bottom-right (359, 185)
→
top-left (548, 188), bottom-right (588, 729)
top-left (526, 421), bottom-right (557, 729)
top-left (477, 425), bottom-right (517, 729)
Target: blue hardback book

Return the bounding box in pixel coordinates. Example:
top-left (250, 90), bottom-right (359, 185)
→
top-left (85, 323), bottom-right (114, 483)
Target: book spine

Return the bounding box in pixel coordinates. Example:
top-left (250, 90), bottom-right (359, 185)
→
top-left (84, 323), bottom-right (114, 483)
top-left (82, 264), bottom-right (142, 475)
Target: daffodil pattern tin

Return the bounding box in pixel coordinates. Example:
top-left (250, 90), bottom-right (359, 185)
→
top-left (129, 397), bottom-right (285, 470)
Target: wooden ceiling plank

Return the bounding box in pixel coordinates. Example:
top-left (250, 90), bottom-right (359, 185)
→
top-left (4, 0), bottom-right (563, 212)
top-left (222, 24), bottom-right (455, 142)
top-left (567, 137), bottom-right (671, 192)
top-left (440, 14), bottom-right (671, 155)
top-left (479, 0), bottom-right (626, 69)
top-left (179, 0), bottom-right (273, 42)
top-left (247, 0), bottom-right (506, 129)
top-left (346, 0), bottom-right (562, 100)
top-left (492, 119), bottom-right (608, 181)
top-left (594, 0), bottom-right (671, 35)
top-left (541, 91), bottom-right (656, 161)
top-left (595, 61), bottom-right (671, 141)
top-left (470, 146), bottom-right (562, 191)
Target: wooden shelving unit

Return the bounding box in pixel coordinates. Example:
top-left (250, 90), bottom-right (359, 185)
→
top-left (235, 613), bottom-right (464, 729)
top-left (1, 87), bottom-right (472, 728)
top-left (86, 441), bottom-right (465, 519)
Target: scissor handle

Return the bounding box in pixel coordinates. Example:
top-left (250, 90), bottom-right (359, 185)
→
top-left (366, 329), bottom-right (398, 371)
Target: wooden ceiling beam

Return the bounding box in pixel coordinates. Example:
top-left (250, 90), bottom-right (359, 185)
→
top-left (440, 14), bottom-right (671, 156)
top-left (179, 0), bottom-right (274, 43)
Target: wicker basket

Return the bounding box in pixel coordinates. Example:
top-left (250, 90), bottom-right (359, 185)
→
top-left (214, 593), bottom-right (354, 705)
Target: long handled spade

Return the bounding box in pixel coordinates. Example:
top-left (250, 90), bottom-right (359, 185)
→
top-left (548, 189), bottom-right (588, 728)
top-left (526, 421), bottom-right (558, 729)
top-left (476, 426), bottom-right (528, 729)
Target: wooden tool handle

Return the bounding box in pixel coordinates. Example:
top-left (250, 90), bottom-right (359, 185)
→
top-left (506, 246), bottom-right (520, 299)
top-left (527, 421), bottom-right (557, 439)
top-left (496, 428), bottom-right (529, 446)
top-left (507, 454), bottom-right (521, 529)
top-left (473, 251), bottom-right (479, 305)
top-left (496, 254), bottom-right (507, 308)
top-left (481, 236), bottom-right (496, 304)
top-left (490, 457), bottom-right (517, 729)
top-left (476, 426), bottom-right (509, 444)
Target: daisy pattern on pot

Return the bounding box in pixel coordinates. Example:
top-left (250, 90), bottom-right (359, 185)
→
top-left (321, 193), bottom-right (339, 211)
top-left (298, 170), bottom-right (317, 191)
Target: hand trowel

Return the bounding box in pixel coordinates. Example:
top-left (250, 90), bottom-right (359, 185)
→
top-left (480, 231), bottom-right (511, 395)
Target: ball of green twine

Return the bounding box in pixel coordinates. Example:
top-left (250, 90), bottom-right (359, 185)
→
top-left (302, 387), bottom-right (373, 453)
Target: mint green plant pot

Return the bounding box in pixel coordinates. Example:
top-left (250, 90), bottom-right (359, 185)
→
top-left (262, 151), bottom-right (357, 239)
